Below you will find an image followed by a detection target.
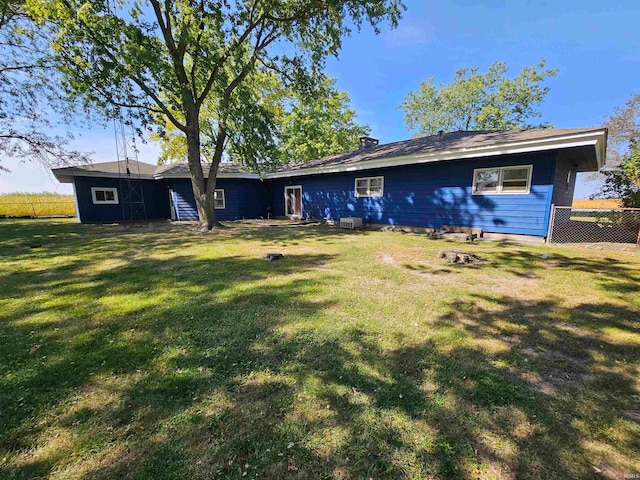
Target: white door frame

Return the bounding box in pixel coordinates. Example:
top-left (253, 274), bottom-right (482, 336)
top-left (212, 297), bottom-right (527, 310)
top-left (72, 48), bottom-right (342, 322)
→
top-left (284, 185), bottom-right (303, 217)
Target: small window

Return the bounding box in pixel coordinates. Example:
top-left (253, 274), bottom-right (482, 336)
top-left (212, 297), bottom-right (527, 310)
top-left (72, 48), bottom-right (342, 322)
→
top-left (473, 168), bottom-right (500, 193)
top-left (472, 165), bottom-right (532, 195)
top-left (214, 189), bottom-right (225, 209)
top-left (355, 176), bottom-right (384, 197)
top-left (91, 187), bottom-right (119, 204)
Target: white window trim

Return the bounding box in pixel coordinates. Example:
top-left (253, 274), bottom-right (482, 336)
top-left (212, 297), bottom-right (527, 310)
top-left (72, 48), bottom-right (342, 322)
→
top-left (214, 189), bottom-right (225, 209)
top-left (91, 187), bottom-right (119, 204)
top-left (472, 165), bottom-right (533, 195)
top-left (354, 176), bottom-right (384, 198)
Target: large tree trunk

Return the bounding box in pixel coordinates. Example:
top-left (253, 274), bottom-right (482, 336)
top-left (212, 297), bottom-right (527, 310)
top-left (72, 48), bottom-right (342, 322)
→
top-left (185, 103), bottom-right (216, 230)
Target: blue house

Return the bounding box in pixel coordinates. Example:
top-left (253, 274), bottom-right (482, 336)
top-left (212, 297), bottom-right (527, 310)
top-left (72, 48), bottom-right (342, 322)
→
top-left (52, 128), bottom-right (607, 241)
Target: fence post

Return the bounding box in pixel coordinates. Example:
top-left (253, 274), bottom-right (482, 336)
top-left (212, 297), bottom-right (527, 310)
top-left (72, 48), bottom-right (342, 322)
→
top-left (31, 202), bottom-right (36, 218)
top-left (546, 204), bottom-right (555, 244)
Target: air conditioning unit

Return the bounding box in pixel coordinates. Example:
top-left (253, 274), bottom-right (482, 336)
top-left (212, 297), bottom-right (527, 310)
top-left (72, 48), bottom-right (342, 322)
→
top-left (339, 217), bottom-right (363, 229)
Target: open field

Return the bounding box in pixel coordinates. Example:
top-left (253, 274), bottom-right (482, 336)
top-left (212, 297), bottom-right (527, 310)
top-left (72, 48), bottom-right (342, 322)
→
top-left (0, 193), bottom-right (76, 218)
top-left (572, 198), bottom-right (623, 209)
top-left (0, 219), bottom-right (638, 479)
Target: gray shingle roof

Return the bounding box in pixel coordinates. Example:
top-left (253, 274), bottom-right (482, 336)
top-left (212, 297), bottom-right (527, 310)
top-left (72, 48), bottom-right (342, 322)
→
top-left (280, 128), bottom-right (604, 172)
top-left (154, 162), bottom-right (252, 176)
top-left (52, 159), bottom-right (158, 176)
top-left (52, 128), bottom-right (606, 182)
top-left (151, 128), bottom-right (605, 177)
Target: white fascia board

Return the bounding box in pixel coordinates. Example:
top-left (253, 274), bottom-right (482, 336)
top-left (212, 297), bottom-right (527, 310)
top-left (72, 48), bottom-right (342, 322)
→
top-left (265, 130), bottom-right (608, 179)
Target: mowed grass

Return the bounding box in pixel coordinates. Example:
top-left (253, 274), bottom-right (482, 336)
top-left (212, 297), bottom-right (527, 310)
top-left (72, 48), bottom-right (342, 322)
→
top-left (0, 193), bottom-right (76, 218)
top-left (0, 219), bottom-right (638, 480)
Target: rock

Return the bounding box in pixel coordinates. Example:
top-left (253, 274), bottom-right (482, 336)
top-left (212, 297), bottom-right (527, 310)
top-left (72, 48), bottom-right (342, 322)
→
top-left (437, 250), bottom-right (485, 264)
top-left (440, 232), bottom-right (474, 241)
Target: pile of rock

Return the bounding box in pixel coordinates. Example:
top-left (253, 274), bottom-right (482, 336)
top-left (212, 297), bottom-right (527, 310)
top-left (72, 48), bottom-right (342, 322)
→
top-left (429, 225), bottom-right (482, 242)
top-left (437, 250), bottom-right (485, 264)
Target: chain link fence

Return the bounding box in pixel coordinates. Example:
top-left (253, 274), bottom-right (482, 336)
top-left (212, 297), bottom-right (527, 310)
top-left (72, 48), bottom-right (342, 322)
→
top-left (548, 206), bottom-right (640, 244)
top-left (0, 201), bottom-right (76, 218)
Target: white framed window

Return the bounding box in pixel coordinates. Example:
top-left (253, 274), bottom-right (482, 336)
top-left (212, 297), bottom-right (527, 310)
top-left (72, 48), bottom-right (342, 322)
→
top-left (472, 165), bottom-right (532, 195)
top-left (355, 176), bottom-right (384, 197)
top-left (91, 187), bottom-right (119, 204)
top-left (214, 189), bottom-right (225, 209)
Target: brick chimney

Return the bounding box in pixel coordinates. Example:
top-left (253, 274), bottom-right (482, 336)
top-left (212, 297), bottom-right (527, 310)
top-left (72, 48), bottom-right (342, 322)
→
top-left (359, 136), bottom-right (379, 149)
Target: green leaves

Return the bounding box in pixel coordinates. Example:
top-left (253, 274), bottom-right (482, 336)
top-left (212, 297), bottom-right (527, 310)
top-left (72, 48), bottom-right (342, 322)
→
top-left (399, 60), bottom-right (558, 137)
top-left (593, 94), bottom-right (640, 207)
top-left (596, 142), bottom-right (640, 208)
top-left (26, 0), bottom-right (404, 226)
top-left (276, 76), bottom-right (370, 164)
top-left (153, 74), bottom-right (369, 170)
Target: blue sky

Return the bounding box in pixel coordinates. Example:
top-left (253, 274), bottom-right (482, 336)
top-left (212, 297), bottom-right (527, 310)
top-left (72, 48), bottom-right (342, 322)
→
top-left (1, 0), bottom-right (638, 197)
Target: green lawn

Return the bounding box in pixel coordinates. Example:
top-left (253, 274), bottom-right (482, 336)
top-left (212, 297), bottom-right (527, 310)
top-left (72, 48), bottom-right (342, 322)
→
top-left (0, 219), bottom-right (638, 480)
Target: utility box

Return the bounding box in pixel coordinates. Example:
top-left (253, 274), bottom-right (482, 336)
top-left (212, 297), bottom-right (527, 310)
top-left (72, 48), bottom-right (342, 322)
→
top-left (339, 217), bottom-right (363, 229)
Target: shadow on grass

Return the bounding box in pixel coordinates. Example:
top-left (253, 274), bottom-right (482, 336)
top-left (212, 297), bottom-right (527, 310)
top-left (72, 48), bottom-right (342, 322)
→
top-left (0, 220), bottom-right (638, 479)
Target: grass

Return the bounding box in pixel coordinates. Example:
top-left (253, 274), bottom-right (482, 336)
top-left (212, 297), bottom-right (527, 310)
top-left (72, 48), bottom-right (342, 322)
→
top-left (0, 219), bottom-right (638, 480)
top-left (0, 193), bottom-right (76, 218)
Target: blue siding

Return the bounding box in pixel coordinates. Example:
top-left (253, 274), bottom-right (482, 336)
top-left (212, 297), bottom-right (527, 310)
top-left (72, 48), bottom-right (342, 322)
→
top-left (171, 178), bottom-right (267, 221)
top-left (266, 153), bottom-right (556, 237)
top-left (73, 152), bottom-right (561, 237)
top-left (74, 176), bottom-right (171, 223)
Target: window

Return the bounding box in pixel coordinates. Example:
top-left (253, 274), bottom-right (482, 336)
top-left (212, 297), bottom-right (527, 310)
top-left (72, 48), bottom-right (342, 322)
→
top-left (91, 187), bottom-right (119, 204)
top-left (355, 176), bottom-right (384, 197)
top-left (214, 189), bottom-right (225, 209)
top-left (472, 165), bottom-right (532, 195)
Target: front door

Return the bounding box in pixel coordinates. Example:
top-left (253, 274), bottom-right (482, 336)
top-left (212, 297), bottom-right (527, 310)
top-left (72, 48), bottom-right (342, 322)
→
top-left (284, 186), bottom-right (302, 217)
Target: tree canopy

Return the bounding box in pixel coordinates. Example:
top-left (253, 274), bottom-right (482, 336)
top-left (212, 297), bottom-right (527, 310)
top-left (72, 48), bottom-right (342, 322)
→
top-left (0, 0), bottom-right (84, 171)
top-left (398, 60), bottom-right (558, 137)
top-left (277, 76), bottom-right (370, 164)
top-left (27, 0), bottom-right (404, 229)
top-left (593, 94), bottom-right (640, 207)
top-left (154, 74), bottom-right (369, 167)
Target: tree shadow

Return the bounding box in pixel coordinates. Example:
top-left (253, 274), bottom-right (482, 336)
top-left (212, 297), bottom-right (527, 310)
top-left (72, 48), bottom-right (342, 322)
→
top-left (1, 220), bottom-right (638, 479)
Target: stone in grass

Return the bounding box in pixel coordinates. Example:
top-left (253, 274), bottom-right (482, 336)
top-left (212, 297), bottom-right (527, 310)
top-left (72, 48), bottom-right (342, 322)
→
top-left (264, 253), bottom-right (284, 262)
top-left (437, 250), bottom-right (485, 264)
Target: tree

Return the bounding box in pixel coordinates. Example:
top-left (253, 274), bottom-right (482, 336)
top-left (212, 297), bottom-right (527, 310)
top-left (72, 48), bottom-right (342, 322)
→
top-left (592, 94), bottom-right (640, 206)
top-left (28, 0), bottom-right (403, 230)
top-left (594, 143), bottom-right (640, 208)
top-left (399, 60), bottom-right (558, 137)
top-left (0, 0), bottom-right (84, 171)
top-left (602, 94), bottom-right (640, 168)
top-left (154, 74), bottom-right (369, 166)
top-left (277, 76), bottom-right (369, 162)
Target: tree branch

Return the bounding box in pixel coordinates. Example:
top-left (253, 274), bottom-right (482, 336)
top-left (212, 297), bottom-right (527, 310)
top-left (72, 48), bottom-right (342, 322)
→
top-left (57, 0), bottom-right (187, 131)
top-left (196, 1), bottom-right (264, 106)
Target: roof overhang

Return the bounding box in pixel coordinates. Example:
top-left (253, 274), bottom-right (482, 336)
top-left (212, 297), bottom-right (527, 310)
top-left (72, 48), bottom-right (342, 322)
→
top-left (51, 168), bottom-right (156, 183)
top-left (265, 129), bottom-right (608, 179)
top-left (52, 129), bottom-right (608, 183)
